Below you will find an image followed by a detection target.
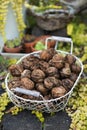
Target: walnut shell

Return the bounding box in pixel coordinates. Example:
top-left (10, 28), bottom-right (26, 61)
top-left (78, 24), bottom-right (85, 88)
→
top-left (22, 58), bottom-right (32, 69)
top-left (22, 94), bottom-right (36, 100)
top-left (26, 55), bottom-right (40, 62)
top-left (52, 53), bottom-right (64, 61)
top-left (49, 59), bottom-right (64, 69)
top-left (60, 67), bottom-right (71, 78)
top-left (65, 54), bottom-right (76, 65)
top-left (69, 73), bottom-right (78, 82)
top-left (22, 57), bottom-right (39, 70)
top-left (51, 86), bottom-right (67, 98)
top-left (44, 76), bottom-right (58, 90)
top-left (9, 64), bottom-right (23, 76)
top-left (40, 48), bottom-right (56, 61)
top-left (39, 60), bottom-right (49, 72)
top-left (40, 50), bottom-right (51, 61)
top-left (8, 80), bottom-right (21, 89)
top-left (49, 53), bottom-right (64, 69)
top-left (44, 94), bottom-right (52, 100)
top-left (31, 69), bottom-right (45, 82)
top-left (36, 83), bottom-right (48, 95)
top-left (62, 78), bottom-right (74, 90)
top-left (46, 67), bottom-right (58, 76)
top-left (71, 64), bottom-right (81, 74)
top-left (21, 69), bottom-right (31, 78)
top-left (21, 77), bottom-right (34, 90)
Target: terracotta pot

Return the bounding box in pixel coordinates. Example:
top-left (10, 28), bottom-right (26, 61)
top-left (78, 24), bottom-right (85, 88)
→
top-left (22, 35), bottom-right (36, 53)
top-left (31, 35), bottom-right (56, 52)
top-left (23, 41), bottom-right (35, 53)
top-left (3, 45), bottom-right (22, 53)
top-left (23, 35), bottom-right (56, 53)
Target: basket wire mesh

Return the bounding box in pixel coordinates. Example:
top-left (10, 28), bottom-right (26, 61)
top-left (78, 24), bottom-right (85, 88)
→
top-left (5, 36), bottom-right (83, 113)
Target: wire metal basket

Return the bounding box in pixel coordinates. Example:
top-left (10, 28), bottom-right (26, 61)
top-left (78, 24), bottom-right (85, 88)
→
top-left (5, 36), bottom-right (83, 113)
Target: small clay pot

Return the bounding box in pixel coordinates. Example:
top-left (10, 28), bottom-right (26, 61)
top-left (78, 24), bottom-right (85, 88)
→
top-left (29, 35), bottom-right (56, 52)
top-left (22, 34), bottom-right (36, 53)
top-left (3, 45), bottom-right (22, 53)
top-left (23, 41), bottom-right (35, 53)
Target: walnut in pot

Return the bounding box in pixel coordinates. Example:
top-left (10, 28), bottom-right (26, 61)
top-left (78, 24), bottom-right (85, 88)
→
top-left (22, 57), bottom-right (39, 70)
top-left (8, 80), bottom-right (21, 89)
top-left (46, 67), bottom-right (58, 76)
top-left (31, 69), bottom-right (45, 82)
top-left (26, 55), bottom-right (40, 62)
top-left (44, 76), bottom-right (59, 90)
top-left (51, 86), bottom-right (67, 98)
top-left (71, 64), bottom-right (81, 74)
top-left (44, 94), bottom-right (52, 100)
top-left (52, 53), bottom-right (64, 61)
top-left (60, 63), bottom-right (71, 78)
top-left (65, 54), bottom-right (76, 65)
top-left (40, 48), bottom-right (56, 61)
top-left (39, 60), bottom-right (49, 72)
top-left (62, 78), bottom-right (74, 91)
top-left (21, 69), bottom-right (31, 78)
top-left (69, 73), bottom-right (78, 82)
top-left (49, 53), bottom-right (64, 69)
top-left (36, 83), bottom-right (48, 95)
top-left (22, 58), bottom-right (32, 69)
top-left (21, 77), bottom-right (34, 90)
top-left (9, 64), bottom-right (23, 76)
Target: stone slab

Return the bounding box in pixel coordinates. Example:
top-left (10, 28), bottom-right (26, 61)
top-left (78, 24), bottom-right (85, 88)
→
top-left (44, 111), bottom-right (71, 130)
top-left (2, 110), bottom-right (42, 130)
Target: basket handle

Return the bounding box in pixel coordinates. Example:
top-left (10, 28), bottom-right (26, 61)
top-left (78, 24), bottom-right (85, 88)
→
top-left (45, 36), bottom-right (73, 54)
top-left (11, 87), bottom-right (41, 97)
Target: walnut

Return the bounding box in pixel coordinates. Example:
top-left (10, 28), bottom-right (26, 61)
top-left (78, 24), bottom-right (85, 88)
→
top-left (46, 67), bottom-right (58, 76)
top-left (39, 60), bottom-right (49, 72)
top-left (22, 94), bottom-right (36, 100)
top-left (8, 80), bottom-right (21, 89)
top-left (49, 59), bottom-right (64, 69)
top-left (27, 55), bottom-right (40, 70)
top-left (40, 48), bottom-right (56, 61)
top-left (65, 54), bottom-right (76, 65)
top-left (44, 94), bottom-right (52, 100)
top-left (21, 69), bottom-right (31, 78)
top-left (22, 56), bottom-right (39, 70)
top-left (36, 83), bottom-right (48, 95)
top-left (26, 55), bottom-right (40, 62)
top-left (71, 64), bottom-right (81, 74)
top-left (51, 86), bottom-right (67, 98)
top-left (53, 74), bottom-right (60, 79)
top-left (22, 58), bottom-right (31, 69)
top-left (31, 69), bottom-right (45, 82)
top-left (21, 77), bottom-right (34, 90)
top-left (52, 53), bottom-right (64, 61)
top-left (9, 64), bottom-right (23, 76)
top-left (49, 53), bottom-right (64, 69)
top-left (62, 78), bottom-right (74, 90)
top-left (44, 76), bottom-right (59, 90)
top-left (69, 73), bottom-right (78, 82)
top-left (60, 67), bottom-right (71, 78)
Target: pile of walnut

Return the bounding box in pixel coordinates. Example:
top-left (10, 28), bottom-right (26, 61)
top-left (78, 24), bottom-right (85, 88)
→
top-left (8, 48), bottom-right (81, 100)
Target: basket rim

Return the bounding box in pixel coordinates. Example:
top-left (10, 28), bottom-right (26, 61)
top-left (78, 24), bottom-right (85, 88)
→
top-left (5, 50), bottom-right (83, 103)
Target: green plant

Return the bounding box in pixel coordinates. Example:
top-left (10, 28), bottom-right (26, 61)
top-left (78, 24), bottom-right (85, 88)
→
top-left (67, 15), bottom-right (87, 46)
top-left (25, 0), bottom-right (62, 12)
top-left (0, 0), bottom-right (26, 40)
top-left (29, 0), bottom-right (59, 6)
top-left (5, 38), bottom-right (21, 48)
top-left (34, 41), bottom-right (45, 50)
